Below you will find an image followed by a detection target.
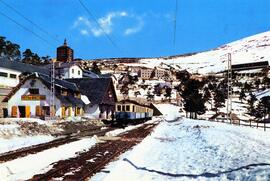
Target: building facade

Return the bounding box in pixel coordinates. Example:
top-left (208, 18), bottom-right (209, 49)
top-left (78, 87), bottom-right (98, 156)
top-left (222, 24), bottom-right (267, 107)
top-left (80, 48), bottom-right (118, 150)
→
top-left (56, 39), bottom-right (74, 62)
top-left (3, 73), bottom-right (84, 119)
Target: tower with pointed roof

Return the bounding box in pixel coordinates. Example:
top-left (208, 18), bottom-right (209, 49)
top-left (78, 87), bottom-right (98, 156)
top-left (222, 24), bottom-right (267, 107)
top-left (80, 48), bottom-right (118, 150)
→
top-left (56, 39), bottom-right (74, 62)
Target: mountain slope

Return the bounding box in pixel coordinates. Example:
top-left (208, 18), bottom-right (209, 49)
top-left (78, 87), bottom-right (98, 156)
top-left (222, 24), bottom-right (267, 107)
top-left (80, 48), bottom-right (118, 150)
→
top-left (140, 31), bottom-right (270, 74)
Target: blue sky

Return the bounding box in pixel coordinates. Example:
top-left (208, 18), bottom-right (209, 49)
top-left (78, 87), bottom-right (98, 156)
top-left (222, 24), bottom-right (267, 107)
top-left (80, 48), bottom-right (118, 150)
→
top-left (1, 0), bottom-right (270, 59)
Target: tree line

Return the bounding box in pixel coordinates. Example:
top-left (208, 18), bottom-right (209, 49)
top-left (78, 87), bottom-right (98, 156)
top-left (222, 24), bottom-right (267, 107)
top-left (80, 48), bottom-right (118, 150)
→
top-left (0, 36), bottom-right (51, 65)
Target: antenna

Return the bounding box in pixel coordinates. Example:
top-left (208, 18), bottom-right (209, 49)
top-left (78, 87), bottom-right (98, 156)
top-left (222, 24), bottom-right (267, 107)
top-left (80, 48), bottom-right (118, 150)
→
top-left (227, 53), bottom-right (232, 123)
top-left (50, 60), bottom-right (55, 118)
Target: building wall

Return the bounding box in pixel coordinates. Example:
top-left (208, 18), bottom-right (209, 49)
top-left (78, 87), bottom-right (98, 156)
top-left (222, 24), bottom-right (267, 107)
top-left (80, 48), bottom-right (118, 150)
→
top-left (68, 65), bottom-right (83, 79)
top-left (0, 67), bottom-right (21, 87)
top-left (7, 79), bottom-right (63, 118)
top-left (84, 104), bottom-right (100, 119)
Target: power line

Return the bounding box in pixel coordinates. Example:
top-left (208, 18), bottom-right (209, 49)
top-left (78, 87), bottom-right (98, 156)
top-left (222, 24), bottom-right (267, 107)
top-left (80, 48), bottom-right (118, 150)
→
top-left (78, 0), bottom-right (120, 51)
top-left (0, 10), bottom-right (54, 47)
top-left (0, 0), bottom-right (59, 43)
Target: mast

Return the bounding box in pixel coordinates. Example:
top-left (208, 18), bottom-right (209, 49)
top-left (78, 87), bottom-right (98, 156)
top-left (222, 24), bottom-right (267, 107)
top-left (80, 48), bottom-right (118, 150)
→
top-left (227, 53), bottom-right (232, 123)
top-left (50, 60), bottom-right (55, 117)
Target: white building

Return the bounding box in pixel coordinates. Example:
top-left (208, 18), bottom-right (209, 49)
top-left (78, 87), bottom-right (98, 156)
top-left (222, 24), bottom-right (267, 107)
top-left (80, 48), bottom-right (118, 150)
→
top-left (49, 62), bottom-right (83, 79)
top-left (2, 73), bottom-right (84, 119)
top-left (0, 58), bottom-right (49, 87)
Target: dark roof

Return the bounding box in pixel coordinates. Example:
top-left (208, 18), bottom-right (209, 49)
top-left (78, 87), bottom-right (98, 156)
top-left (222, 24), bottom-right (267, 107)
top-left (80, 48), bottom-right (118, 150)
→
top-left (232, 61), bottom-right (269, 71)
top-left (38, 73), bottom-right (78, 91)
top-left (67, 77), bottom-right (116, 105)
top-left (44, 61), bottom-right (82, 69)
top-left (3, 73), bottom-right (83, 107)
top-left (0, 57), bottom-right (49, 74)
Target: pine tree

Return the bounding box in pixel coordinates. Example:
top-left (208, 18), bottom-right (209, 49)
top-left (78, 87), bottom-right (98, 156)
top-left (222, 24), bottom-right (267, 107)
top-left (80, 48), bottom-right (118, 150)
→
top-left (181, 79), bottom-right (206, 119)
top-left (0, 36), bottom-right (21, 60)
top-left (91, 62), bottom-right (101, 74)
top-left (213, 89), bottom-right (225, 113)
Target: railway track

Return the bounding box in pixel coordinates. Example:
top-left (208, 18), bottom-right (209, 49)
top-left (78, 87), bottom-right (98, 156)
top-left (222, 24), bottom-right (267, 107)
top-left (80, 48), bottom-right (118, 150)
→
top-left (0, 126), bottom-right (113, 163)
top-left (28, 122), bottom-right (158, 181)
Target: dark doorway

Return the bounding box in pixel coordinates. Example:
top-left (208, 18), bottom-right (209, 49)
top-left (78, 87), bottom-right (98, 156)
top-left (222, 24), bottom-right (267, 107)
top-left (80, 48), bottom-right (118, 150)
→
top-left (18, 106), bottom-right (26, 118)
top-left (3, 108), bottom-right (8, 118)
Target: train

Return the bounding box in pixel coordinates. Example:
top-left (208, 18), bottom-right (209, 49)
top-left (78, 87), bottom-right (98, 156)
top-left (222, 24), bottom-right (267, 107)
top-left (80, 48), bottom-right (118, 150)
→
top-left (114, 100), bottom-right (153, 124)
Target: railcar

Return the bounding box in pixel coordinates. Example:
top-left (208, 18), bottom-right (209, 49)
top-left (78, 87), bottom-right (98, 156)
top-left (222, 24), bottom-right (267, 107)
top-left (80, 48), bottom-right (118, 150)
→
top-left (114, 100), bottom-right (153, 124)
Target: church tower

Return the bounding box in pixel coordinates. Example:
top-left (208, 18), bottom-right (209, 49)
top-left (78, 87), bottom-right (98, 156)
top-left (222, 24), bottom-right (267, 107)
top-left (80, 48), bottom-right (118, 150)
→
top-left (56, 39), bottom-right (74, 62)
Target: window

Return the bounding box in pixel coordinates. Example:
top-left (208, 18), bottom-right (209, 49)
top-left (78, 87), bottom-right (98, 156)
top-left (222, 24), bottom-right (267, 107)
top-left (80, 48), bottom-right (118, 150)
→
top-left (122, 105), bottom-right (126, 111)
top-left (78, 70), bottom-right (81, 75)
top-left (72, 69), bottom-right (74, 74)
top-left (0, 72), bottom-right (8, 77)
top-left (10, 74), bottom-right (17, 79)
top-left (117, 105), bottom-right (121, 111)
top-left (126, 105), bottom-right (130, 112)
top-left (29, 88), bottom-right (39, 95)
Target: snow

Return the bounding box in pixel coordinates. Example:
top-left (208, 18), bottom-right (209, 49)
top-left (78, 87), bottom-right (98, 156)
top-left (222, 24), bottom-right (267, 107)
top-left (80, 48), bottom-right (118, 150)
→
top-left (154, 104), bottom-right (181, 120)
top-left (0, 137), bottom-right (97, 180)
top-left (0, 135), bottom-right (55, 154)
top-left (81, 95), bottom-right (91, 105)
top-left (92, 118), bottom-right (270, 180)
top-left (138, 30), bottom-right (270, 74)
top-left (0, 121), bottom-right (56, 154)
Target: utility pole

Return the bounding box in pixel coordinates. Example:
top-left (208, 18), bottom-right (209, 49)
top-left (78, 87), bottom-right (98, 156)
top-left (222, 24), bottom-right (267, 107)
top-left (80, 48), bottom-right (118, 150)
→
top-left (50, 60), bottom-right (55, 118)
top-left (227, 53), bottom-right (232, 123)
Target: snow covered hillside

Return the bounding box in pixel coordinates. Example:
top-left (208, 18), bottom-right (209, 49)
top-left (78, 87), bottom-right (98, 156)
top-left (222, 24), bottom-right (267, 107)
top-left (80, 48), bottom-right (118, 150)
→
top-left (92, 118), bottom-right (270, 180)
top-left (140, 31), bottom-right (270, 74)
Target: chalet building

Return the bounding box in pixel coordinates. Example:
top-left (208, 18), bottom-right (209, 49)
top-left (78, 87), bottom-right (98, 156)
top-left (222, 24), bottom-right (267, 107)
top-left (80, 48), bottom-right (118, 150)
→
top-left (0, 58), bottom-right (50, 118)
top-left (2, 73), bottom-right (84, 119)
top-left (57, 39), bottom-right (74, 62)
top-left (67, 78), bottom-right (117, 120)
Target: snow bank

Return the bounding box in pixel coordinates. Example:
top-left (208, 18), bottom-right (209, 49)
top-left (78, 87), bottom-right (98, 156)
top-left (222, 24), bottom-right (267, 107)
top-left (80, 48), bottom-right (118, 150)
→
top-left (0, 135), bottom-right (55, 154)
top-left (92, 118), bottom-right (270, 180)
top-left (0, 137), bottom-right (97, 180)
top-left (154, 104), bottom-right (181, 120)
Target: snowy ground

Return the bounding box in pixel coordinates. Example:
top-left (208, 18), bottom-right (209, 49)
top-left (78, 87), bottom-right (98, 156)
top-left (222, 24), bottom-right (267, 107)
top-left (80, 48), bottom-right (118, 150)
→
top-left (0, 137), bottom-right (97, 180)
top-left (0, 120), bottom-right (56, 154)
top-left (92, 118), bottom-right (270, 180)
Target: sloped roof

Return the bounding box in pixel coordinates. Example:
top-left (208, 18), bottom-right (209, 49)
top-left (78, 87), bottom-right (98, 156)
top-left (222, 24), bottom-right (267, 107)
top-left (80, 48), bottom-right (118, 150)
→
top-left (0, 57), bottom-right (49, 74)
top-left (3, 73), bottom-right (83, 107)
top-left (67, 77), bottom-right (116, 105)
top-left (38, 73), bottom-right (78, 91)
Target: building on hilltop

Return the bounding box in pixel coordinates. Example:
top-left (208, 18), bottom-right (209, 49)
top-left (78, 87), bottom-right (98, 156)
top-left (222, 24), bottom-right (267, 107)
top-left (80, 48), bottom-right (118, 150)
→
top-left (57, 39), bottom-right (74, 62)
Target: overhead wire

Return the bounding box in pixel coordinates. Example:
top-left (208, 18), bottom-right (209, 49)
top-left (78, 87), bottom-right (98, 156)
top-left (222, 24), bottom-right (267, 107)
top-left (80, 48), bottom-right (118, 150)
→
top-left (0, 0), bottom-right (59, 43)
top-left (0, 10), bottom-right (54, 47)
top-left (77, 0), bottom-right (121, 52)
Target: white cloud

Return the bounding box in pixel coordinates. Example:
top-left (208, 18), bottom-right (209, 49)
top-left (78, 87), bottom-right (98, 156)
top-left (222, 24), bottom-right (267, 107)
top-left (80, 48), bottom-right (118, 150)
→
top-left (124, 17), bottom-right (144, 36)
top-left (73, 11), bottom-right (144, 37)
top-left (80, 29), bottom-right (89, 36)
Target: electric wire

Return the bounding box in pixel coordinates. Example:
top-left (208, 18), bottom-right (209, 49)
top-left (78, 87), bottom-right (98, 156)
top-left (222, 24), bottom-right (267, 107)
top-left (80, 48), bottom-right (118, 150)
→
top-left (78, 0), bottom-right (121, 51)
top-left (0, 0), bottom-right (59, 43)
top-left (0, 10), bottom-right (54, 47)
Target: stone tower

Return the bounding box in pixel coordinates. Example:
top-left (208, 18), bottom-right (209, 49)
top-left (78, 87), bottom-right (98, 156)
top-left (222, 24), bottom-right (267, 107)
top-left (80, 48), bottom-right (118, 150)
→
top-left (56, 39), bottom-right (74, 62)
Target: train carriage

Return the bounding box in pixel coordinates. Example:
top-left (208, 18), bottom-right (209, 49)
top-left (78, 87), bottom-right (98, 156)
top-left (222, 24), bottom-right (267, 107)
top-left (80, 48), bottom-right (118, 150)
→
top-left (115, 100), bottom-right (153, 124)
